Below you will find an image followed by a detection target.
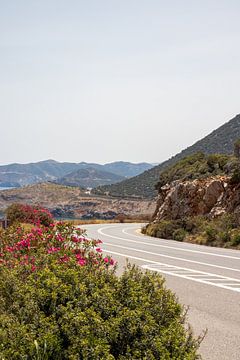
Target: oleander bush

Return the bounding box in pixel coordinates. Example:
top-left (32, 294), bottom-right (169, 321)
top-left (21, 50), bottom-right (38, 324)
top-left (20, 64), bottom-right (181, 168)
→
top-left (0, 221), bottom-right (201, 359)
top-left (5, 203), bottom-right (53, 227)
top-left (143, 214), bottom-right (240, 249)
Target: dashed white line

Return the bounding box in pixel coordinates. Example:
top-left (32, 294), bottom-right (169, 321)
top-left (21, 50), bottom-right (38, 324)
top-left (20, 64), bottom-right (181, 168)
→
top-left (99, 232), bottom-right (240, 274)
top-left (102, 247), bottom-right (240, 293)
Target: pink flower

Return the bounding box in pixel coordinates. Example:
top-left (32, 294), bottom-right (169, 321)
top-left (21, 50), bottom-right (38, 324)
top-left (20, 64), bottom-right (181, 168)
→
top-left (77, 259), bottom-right (86, 266)
top-left (47, 247), bottom-right (61, 254)
top-left (109, 258), bottom-right (115, 266)
top-left (56, 234), bottom-right (64, 242)
top-left (96, 248), bottom-right (102, 253)
top-left (59, 254), bottom-right (70, 263)
top-left (75, 253), bottom-right (82, 260)
top-left (6, 246), bottom-right (15, 253)
top-left (103, 256), bottom-right (115, 266)
top-left (71, 236), bottom-right (81, 243)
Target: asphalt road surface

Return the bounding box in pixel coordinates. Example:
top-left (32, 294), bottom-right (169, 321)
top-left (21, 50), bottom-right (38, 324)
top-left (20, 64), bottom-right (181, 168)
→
top-left (84, 223), bottom-right (240, 360)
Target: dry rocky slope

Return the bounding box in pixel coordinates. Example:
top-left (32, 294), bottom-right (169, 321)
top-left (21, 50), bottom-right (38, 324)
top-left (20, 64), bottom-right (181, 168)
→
top-left (0, 183), bottom-right (155, 219)
top-left (95, 114), bottom-right (240, 198)
top-left (153, 176), bottom-right (240, 222)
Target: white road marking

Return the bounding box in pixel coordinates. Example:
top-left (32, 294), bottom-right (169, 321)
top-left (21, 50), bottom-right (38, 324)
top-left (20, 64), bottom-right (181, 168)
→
top-left (142, 264), bottom-right (240, 293)
top-left (121, 226), bottom-right (240, 260)
top-left (98, 227), bottom-right (240, 274)
top-left (102, 248), bottom-right (240, 293)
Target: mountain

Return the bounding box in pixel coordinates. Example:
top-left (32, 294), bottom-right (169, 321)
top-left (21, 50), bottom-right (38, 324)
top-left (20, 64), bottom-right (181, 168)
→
top-left (0, 160), bottom-right (153, 188)
top-left (103, 161), bottom-right (154, 178)
top-left (0, 160), bottom-right (80, 187)
top-left (55, 167), bottom-right (125, 188)
top-left (93, 114), bottom-right (240, 198)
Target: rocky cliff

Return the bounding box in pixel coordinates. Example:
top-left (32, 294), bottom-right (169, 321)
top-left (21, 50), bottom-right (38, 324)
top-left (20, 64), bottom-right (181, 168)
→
top-left (153, 176), bottom-right (240, 222)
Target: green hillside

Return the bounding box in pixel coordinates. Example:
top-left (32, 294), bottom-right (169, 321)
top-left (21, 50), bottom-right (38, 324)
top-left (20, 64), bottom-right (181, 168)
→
top-left (155, 152), bottom-right (238, 190)
top-left (55, 167), bottom-right (124, 188)
top-left (94, 114), bottom-right (240, 198)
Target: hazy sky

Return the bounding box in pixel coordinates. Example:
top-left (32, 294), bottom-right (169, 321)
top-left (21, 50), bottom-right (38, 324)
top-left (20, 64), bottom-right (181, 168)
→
top-left (1, 0), bottom-right (240, 165)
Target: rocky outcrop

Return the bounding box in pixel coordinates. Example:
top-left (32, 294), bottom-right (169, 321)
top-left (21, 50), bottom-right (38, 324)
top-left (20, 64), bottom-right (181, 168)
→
top-left (153, 176), bottom-right (240, 221)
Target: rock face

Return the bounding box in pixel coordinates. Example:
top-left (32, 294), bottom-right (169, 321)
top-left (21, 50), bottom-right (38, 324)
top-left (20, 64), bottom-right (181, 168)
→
top-left (153, 176), bottom-right (240, 221)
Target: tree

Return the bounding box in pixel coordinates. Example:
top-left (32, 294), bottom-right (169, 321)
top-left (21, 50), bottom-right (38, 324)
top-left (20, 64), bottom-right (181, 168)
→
top-left (234, 139), bottom-right (240, 159)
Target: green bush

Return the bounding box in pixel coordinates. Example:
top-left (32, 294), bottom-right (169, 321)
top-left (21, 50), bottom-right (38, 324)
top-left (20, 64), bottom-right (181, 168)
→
top-left (142, 220), bottom-right (180, 240)
top-left (143, 214), bottom-right (240, 249)
top-left (230, 168), bottom-right (240, 185)
top-left (173, 228), bottom-right (188, 242)
top-left (0, 263), bottom-right (201, 359)
top-left (204, 225), bottom-right (217, 242)
top-left (0, 223), bottom-right (201, 359)
top-left (155, 153), bottom-right (234, 191)
top-left (230, 229), bottom-right (240, 246)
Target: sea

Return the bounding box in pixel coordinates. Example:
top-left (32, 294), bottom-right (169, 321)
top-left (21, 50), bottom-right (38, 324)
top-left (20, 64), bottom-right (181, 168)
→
top-left (0, 187), bottom-right (16, 191)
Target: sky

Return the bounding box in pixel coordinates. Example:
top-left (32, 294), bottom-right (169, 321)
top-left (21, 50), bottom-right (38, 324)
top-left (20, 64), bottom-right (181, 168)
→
top-left (0, 0), bottom-right (240, 165)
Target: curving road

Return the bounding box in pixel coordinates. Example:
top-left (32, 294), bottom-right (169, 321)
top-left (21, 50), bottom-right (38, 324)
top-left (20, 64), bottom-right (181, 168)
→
top-left (84, 223), bottom-right (240, 360)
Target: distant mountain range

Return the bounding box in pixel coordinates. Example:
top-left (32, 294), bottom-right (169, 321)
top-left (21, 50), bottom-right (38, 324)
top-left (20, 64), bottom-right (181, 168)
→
top-left (94, 114), bottom-right (240, 198)
top-left (0, 160), bottom-right (154, 189)
top-left (55, 167), bottom-right (125, 188)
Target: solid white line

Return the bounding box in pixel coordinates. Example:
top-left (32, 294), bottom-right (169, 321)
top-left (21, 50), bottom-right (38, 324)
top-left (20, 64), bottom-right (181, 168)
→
top-left (102, 248), bottom-right (240, 293)
top-left (121, 226), bottom-right (240, 260)
top-left (98, 229), bottom-right (240, 274)
top-left (102, 241), bottom-right (240, 283)
top-left (102, 242), bottom-right (240, 281)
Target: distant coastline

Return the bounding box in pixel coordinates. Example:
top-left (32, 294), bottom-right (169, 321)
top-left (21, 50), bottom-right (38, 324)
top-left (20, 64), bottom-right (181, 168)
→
top-left (0, 187), bottom-right (16, 191)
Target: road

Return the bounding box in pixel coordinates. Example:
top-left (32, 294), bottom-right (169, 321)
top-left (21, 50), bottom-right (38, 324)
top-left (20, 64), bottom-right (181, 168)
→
top-left (84, 223), bottom-right (240, 360)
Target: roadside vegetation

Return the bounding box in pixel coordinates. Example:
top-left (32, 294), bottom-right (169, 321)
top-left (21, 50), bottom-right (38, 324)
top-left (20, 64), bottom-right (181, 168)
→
top-left (67, 213), bottom-right (151, 225)
top-left (143, 213), bottom-right (240, 249)
top-left (0, 206), bottom-right (202, 359)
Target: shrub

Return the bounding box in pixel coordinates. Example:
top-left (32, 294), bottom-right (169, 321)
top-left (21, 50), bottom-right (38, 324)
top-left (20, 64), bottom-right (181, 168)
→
top-left (204, 225), bottom-right (217, 243)
top-left (0, 265), bottom-right (201, 359)
top-left (0, 222), bottom-right (112, 272)
top-left (234, 139), bottom-right (240, 158)
top-left (230, 168), bottom-right (240, 185)
top-left (143, 214), bottom-right (240, 249)
top-left (173, 228), bottom-right (188, 241)
top-left (0, 223), bottom-right (201, 359)
top-left (5, 203), bottom-right (53, 227)
top-left (156, 153), bottom-right (233, 191)
top-left (230, 229), bottom-right (240, 246)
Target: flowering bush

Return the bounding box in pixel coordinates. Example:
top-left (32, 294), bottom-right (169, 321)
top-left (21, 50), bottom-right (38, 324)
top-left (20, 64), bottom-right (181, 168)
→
top-left (5, 203), bottom-right (53, 227)
top-left (0, 222), bottom-right (201, 359)
top-left (0, 222), bottom-right (115, 274)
